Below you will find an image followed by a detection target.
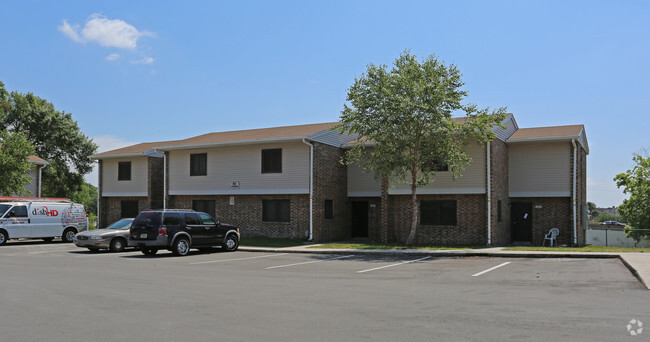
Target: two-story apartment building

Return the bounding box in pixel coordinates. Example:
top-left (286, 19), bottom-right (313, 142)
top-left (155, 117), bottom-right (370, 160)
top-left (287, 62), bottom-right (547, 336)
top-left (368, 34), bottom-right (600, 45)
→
top-left (92, 114), bottom-right (589, 246)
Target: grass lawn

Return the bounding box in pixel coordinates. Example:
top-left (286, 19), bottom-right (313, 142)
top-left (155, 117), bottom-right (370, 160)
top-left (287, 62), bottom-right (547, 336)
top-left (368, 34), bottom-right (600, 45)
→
top-left (503, 245), bottom-right (650, 253)
top-left (311, 243), bottom-right (486, 250)
top-left (240, 237), bottom-right (306, 248)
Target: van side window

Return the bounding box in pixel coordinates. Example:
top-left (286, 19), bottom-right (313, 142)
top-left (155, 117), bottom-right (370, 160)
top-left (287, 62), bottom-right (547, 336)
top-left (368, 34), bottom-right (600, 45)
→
top-left (163, 213), bottom-right (181, 226)
top-left (10, 206), bottom-right (28, 217)
top-left (184, 213), bottom-right (201, 225)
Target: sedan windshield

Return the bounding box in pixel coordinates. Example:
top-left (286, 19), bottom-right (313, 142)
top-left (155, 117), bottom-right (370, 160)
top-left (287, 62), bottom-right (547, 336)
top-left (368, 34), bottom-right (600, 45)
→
top-left (0, 204), bottom-right (11, 218)
top-left (107, 219), bottom-right (134, 230)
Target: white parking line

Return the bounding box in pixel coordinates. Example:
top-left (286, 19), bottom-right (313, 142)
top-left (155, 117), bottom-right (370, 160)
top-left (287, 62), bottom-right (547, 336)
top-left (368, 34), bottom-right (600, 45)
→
top-left (472, 262), bottom-right (511, 277)
top-left (356, 256), bottom-right (431, 273)
top-left (190, 253), bottom-right (289, 265)
top-left (265, 255), bottom-right (355, 270)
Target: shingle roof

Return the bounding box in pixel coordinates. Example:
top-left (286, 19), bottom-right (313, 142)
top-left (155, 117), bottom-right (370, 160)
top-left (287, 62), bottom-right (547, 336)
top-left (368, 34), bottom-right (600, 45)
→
top-left (27, 155), bottom-right (48, 164)
top-left (92, 122), bottom-right (340, 158)
top-left (507, 125), bottom-right (584, 141)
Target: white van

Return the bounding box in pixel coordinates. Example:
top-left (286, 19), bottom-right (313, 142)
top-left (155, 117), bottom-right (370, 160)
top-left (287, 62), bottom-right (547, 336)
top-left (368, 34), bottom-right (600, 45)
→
top-left (0, 197), bottom-right (89, 246)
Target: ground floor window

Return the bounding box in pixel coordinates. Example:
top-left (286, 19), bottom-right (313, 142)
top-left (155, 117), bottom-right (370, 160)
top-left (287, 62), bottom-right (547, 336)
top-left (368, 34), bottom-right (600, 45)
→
top-left (324, 199), bottom-right (333, 219)
top-left (192, 200), bottom-right (216, 218)
top-left (121, 200), bottom-right (139, 219)
top-left (420, 200), bottom-right (457, 226)
top-left (262, 199), bottom-right (290, 222)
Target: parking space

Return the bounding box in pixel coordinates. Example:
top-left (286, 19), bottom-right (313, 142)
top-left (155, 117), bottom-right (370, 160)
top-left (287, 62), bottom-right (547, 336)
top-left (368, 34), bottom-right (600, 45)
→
top-left (1, 243), bottom-right (649, 341)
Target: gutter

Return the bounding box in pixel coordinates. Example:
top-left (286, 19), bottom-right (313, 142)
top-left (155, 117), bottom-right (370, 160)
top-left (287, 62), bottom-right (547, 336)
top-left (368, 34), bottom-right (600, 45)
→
top-left (302, 138), bottom-right (314, 241)
top-left (487, 143), bottom-right (491, 246)
top-left (571, 139), bottom-right (577, 246)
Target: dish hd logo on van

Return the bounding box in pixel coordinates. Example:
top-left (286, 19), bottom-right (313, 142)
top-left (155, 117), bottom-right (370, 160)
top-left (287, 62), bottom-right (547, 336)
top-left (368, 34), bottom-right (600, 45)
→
top-left (32, 206), bottom-right (59, 217)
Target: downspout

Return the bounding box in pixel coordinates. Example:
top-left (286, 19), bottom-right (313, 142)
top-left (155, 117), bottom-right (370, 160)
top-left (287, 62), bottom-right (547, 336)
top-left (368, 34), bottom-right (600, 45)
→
top-left (571, 139), bottom-right (577, 246)
top-left (38, 165), bottom-right (42, 197)
top-left (96, 161), bottom-right (100, 228)
top-left (163, 152), bottom-right (167, 210)
top-left (302, 138), bottom-right (314, 241)
top-left (486, 143), bottom-right (491, 246)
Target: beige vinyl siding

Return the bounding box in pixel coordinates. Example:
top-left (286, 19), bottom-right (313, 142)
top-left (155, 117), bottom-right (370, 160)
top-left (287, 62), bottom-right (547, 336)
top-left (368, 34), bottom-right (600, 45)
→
top-left (390, 143), bottom-right (487, 195)
top-left (168, 142), bottom-right (309, 195)
top-left (347, 143), bottom-right (487, 196)
top-left (101, 157), bottom-right (148, 196)
top-left (509, 141), bottom-right (571, 197)
top-left (347, 163), bottom-right (381, 197)
top-left (23, 166), bottom-right (38, 195)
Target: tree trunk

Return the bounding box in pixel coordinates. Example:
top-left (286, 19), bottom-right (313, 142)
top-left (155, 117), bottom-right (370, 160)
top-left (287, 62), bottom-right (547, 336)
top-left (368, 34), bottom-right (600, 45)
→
top-left (405, 174), bottom-right (419, 246)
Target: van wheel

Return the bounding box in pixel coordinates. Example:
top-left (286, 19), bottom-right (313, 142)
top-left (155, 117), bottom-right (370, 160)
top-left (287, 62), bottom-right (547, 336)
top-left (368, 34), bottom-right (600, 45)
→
top-left (62, 228), bottom-right (76, 243)
top-left (223, 234), bottom-right (239, 252)
top-left (0, 230), bottom-right (7, 246)
top-left (110, 238), bottom-right (126, 252)
top-left (172, 237), bottom-right (190, 256)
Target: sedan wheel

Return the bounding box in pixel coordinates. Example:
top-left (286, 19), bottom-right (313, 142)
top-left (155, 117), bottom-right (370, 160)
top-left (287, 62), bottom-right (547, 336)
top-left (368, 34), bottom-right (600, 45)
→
top-left (110, 238), bottom-right (126, 252)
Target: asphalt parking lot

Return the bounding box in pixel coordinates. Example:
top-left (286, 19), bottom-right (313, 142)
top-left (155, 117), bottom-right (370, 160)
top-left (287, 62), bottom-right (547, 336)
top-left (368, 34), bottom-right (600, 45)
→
top-left (1, 241), bottom-right (649, 342)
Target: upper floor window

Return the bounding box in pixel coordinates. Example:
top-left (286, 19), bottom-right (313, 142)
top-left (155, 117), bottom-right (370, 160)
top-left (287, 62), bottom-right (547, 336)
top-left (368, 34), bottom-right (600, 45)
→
top-left (420, 200), bottom-right (457, 226)
top-left (118, 161), bottom-right (131, 181)
top-left (190, 153), bottom-right (207, 176)
top-left (261, 149), bottom-right (282, 173)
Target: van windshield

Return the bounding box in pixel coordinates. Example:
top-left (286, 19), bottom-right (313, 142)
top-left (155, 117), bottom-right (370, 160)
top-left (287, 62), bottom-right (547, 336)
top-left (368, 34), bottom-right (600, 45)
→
top-left (132, 212), bottom-right (162, 229)
top-left (0, 204), bottom-right (11, 218)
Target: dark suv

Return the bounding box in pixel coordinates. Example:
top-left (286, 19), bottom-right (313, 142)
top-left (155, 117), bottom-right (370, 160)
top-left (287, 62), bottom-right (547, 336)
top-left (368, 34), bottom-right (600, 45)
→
top-left (128, 209), bottom-right (240, 256)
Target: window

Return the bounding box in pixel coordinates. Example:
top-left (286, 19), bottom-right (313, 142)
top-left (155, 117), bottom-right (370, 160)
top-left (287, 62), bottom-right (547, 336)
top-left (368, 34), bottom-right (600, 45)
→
top-left (192, 200), bottom-right (215, 218)
top-left (420, 200), bottom-right (457, 226)
top-left (324, 199), bottom-right (333, 219)
top-left (199, 213), bottom-right (216, 225)
top-left (120, 200), bottom-right (139, 218)
top-left (261, 149), bottom-right (282, 173)
top-left (423, 159), bottom-right (449, 172)
top-left (262, 199), bottom-right (290, 222)
top-left (190, 153), bottom-right (207, 176)
top-left (184, 213), bottom-right (201, 225)
top-left (118, 161), bottom-right (131, 181)
top-left (9, 205), bottom-right (28, 217)
top-left (497, 200), bottom-right (502, 223)
top-left (163, 213), bottom-right (181, 226)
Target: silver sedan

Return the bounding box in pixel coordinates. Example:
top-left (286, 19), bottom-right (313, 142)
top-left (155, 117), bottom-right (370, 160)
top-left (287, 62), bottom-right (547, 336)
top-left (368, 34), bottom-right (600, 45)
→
top-left (73, 219), bottom-right (134, 252)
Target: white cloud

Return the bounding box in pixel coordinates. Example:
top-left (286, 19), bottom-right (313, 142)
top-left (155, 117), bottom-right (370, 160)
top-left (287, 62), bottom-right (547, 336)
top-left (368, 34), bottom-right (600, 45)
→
top-left (58, 14), bottom-right (153, 50)
top-left (131, 57), bottom-right (154, 64)
top-left (106, 53), bottom-right (120, 61)
top-left (84, 135), bottom-right (140, 186)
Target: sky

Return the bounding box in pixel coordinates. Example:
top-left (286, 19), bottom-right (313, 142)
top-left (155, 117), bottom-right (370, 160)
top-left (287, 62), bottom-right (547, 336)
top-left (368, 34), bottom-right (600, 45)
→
top-left (1, 0), bottom-right (648, 208)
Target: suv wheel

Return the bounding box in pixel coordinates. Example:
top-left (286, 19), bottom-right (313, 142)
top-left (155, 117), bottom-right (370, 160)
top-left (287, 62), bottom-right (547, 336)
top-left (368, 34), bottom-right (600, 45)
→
top-left (172, 237), bottom-right (190, 256)
top-left (223, 234), bottom-right (239, 252)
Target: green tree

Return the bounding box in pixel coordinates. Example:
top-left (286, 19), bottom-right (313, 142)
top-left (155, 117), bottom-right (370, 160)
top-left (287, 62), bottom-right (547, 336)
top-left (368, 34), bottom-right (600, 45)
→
top-left (615, 154), bottom-right (650, 242)
top-left (587, 201), bottom-right (597, 214)
top-left (0, 130), bottom-right (36, 196)
top-left (0, 82), bottom-right (97, 198)
top-left (336, 51), bottom-right (506, 245)
top-left (70, 182), bottom-right (98, 215)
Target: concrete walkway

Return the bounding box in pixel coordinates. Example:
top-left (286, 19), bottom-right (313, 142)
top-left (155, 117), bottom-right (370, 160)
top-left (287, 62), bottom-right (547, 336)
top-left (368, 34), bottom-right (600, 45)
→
top-left (239, 244), bottom-right (650, 289)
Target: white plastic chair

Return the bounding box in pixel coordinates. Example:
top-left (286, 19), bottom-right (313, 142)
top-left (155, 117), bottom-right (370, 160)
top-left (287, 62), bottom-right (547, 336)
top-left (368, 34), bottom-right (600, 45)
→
top-left (543, 228), bottom-right (559, 247)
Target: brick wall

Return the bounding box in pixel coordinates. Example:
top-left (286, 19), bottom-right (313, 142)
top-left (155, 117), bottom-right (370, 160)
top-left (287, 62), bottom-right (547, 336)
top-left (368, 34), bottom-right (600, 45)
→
top-left (386, 194), bottom-right (487, 245)
top-left (490, 140), bottom-right (511, 246)
top-left (148, 157), bottom-right (164, 209)
top-left (102, 196), bottom-right (150, 226)
top-left (573, 145), bottom-right (588, 246)
top-left (170, 194), bottom-right (310, 239)
top-left (510, 197), bottom-right (572, 246)
top-left (312, 142), bottom-right (350, 242)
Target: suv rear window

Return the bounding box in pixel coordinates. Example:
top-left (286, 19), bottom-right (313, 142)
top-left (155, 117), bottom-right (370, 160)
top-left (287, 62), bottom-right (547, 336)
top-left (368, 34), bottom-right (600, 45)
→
top-left (132, 212), bottom-right (162, 228)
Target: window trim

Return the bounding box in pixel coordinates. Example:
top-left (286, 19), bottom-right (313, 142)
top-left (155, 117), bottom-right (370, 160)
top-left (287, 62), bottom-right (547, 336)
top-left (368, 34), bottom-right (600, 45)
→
top-left (118, 161), bottom-right (132, 181)
top-left (261, 148), bottom-right (282, 174)
top-left (190, 153), bottom-right (207, 177)
top-left (419, 200), bottom-right (457, 226)
top-left (262, 199), bottom-right (290, 222)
